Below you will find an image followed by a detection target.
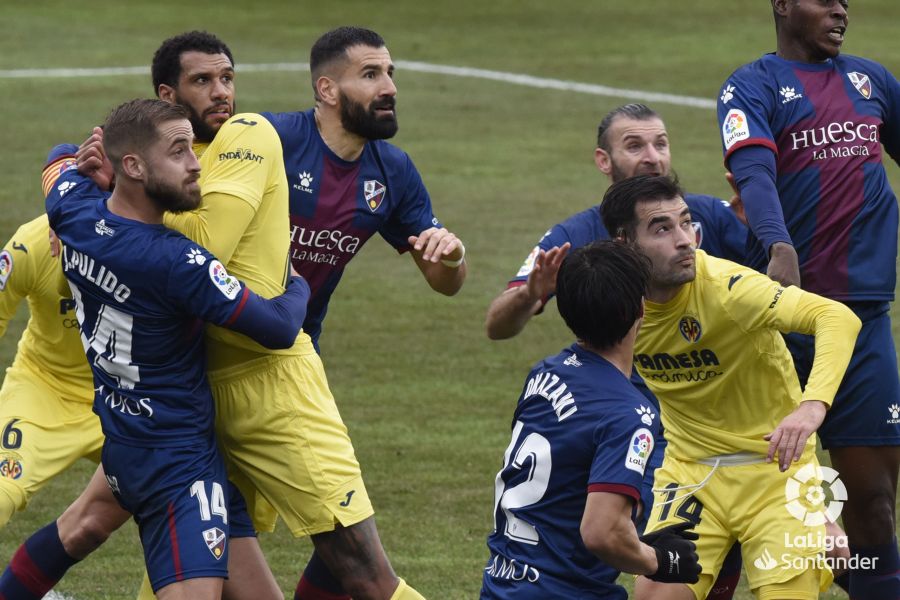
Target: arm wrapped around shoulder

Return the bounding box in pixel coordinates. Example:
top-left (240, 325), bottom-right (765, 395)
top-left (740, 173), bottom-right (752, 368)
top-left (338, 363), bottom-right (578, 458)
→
top-left (226, 275), bottom-right (311, 349)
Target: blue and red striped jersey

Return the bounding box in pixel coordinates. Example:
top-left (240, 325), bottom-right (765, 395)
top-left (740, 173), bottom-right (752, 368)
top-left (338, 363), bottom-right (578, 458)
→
top-left (263, 109), bottom-right (442, 347)
top-left (718, 53), bottom-right (900, 300)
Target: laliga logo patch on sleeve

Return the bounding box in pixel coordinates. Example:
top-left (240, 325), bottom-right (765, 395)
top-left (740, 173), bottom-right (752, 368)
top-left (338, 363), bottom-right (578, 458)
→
top-left (625, 427), bottom-right (654, 475)
top-left (0, 250), bottom-right (13, 291)
top-left (516, 246), bottom-right (541, 277)
top-left (722, 109), bottom-right (750, 150)
top-left (208, 260), bottom-right (241, 300)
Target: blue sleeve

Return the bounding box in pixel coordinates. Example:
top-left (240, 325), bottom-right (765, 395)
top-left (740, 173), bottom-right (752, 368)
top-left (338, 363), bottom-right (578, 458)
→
top-left (587, 404), bottom-right (660, 503)
top-left (881, 65), bottom-right (900, 166)
top-left (379, 154), bottom-right (441, 251)
top-left (507, 224), bottom-right (572, 287)
top-left (227, 275), bottom-right (311, 348)
top-left (45, 169), bottom-right (91, 225)
top-left (171, 245), bottom-right (310, 349)
top-left (45, 143), bottom-right (79, 165)
top-left (728, 145), bottom-right (793, 254)
top-left (706, 197), bottom-right (749, 264)
top-left (717, 70), bottom-right (778, 162)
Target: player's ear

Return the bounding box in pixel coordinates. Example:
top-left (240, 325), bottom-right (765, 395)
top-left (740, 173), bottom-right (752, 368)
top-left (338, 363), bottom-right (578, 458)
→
top-left (157, 84), bottom-right (176, 104)
top-left (594, 147), bottom-right (612, 176)
top-left (120, 154), bottom-right (144, 180)
top-left (772, 0), bottom-right (790, 18)
top-left (316, 76), bottom-right (339, 107)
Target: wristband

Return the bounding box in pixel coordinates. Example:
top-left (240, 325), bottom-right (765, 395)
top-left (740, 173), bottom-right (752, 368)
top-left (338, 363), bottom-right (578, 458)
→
top-left (440, 243), bottom-right (466, 268)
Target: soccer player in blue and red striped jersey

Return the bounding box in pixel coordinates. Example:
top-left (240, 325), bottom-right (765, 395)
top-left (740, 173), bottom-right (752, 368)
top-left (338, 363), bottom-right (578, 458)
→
top-left (263, 26), bottom-right (465, 350)
top-left (718, 1), bottom-right (900, 596)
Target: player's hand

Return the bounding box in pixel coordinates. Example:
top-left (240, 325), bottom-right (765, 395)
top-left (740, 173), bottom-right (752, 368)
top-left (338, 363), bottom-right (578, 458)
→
top-left (525, 243), bottom-right (571, 302)
top-left (77, 127), bottom-right (114, 191)
top-left (49, 228), bottom-right (61, 258)
top-left (767, 242), bottom-right (800, 288)
top-left (408, 227), bottom-right (463, 264)
top-left (640, 521), bottom-right (701, 584)
top-left (765, 400), bottom-right (827, 471)
top-left (725, 172), bottom-right (747, 226)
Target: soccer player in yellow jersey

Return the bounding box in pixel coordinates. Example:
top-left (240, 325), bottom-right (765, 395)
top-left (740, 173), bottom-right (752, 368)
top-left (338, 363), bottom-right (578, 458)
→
top-left (0, 31), bottom-right (429, 600)
top-left (598, 176), bottom-right (861, 600)
top-left (0, 159), bottom-right (99, 528)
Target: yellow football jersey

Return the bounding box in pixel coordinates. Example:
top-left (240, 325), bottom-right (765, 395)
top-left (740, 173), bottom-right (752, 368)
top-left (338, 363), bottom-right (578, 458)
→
top-left (0, 215), bottom-right (93, 403)
top-left (635, 250), bottom-right (859, 461)
top-left (164, 113), bottom-right (314, 370)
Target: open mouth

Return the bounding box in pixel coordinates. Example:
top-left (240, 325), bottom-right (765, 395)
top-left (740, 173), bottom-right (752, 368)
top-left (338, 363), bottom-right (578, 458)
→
top-left (827, 26), bottom-right (846, 44)
top-left (205, 105), bottom-right (232, 120)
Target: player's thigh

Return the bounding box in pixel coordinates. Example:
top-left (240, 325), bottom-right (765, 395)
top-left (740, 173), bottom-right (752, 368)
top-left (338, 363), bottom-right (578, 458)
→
top-left (57, 463), bottom-right (131, 558)
top-left (730, 460), bottom-right (832, 594)
top-left (103, 441), bottom-right (235, 592)
top-left (0, 371), bottom-right (102, 510)
top-left (212, 353), bottom-right (373, 537)
top-left (647, 458), bottom-right (733, 600)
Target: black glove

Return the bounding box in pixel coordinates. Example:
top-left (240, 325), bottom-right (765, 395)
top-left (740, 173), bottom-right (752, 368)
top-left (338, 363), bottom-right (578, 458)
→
top-left (640, 521), bottom-right (701, 584)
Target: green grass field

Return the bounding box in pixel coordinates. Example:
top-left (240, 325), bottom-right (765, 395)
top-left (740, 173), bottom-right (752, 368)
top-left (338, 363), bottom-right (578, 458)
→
top-left (1, 1), bottom-right (899, 598)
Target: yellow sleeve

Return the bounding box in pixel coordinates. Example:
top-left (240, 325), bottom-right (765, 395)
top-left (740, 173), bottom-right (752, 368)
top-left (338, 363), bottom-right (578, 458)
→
top-left (0, 227), bottom-right (37, 338)
top-left (782, 290), bottom-right (860, 406)
top-left (722, 268), bottom-right (861, 407)
top-left (164, 113), bottom-right (282, 264)
top-left (163, 192), bottom-right (256, 265)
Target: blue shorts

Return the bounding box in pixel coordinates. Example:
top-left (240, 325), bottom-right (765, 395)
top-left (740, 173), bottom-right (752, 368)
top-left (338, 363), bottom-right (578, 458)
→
top-left (785, 301), bottom-right (900, 449)
top-left (102, 436), bottom-right (253, 592)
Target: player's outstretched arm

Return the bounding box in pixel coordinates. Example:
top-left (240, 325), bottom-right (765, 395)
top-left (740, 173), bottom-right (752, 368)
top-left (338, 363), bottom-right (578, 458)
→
top-left (581, 492), bottom-right (700, 582)
top-left (408, 226), bottom-right (466, 295)
top-left (485, 243), bottom-right (570, 340)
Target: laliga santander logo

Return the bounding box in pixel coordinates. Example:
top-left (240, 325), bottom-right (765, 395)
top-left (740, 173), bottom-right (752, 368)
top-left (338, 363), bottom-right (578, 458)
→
top-left (632, 431), bottom-right (653, 459)
top-left (784, 463), bottom-right (847, 526)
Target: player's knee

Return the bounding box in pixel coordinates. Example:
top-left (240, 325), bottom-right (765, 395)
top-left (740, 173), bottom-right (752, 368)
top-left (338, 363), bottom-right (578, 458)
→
top-left (849, 487), bottom-right (896, 536)
top-left (58, 509), bottom-right (115, 557)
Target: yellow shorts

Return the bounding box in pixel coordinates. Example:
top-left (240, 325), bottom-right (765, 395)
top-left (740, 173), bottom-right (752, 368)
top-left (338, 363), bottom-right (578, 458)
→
top-left (646, 455), bottom-right (833, 599)
top-left (210, 352), bottom-right (372, 537)
top-left (0, 367), bottom-right (101, 525)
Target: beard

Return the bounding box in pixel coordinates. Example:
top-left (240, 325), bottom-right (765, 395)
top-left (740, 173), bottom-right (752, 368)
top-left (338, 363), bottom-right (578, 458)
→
top-left (339, 91), bottom-right (398, 140)
top-left (145, 173), bottom-right (201, 213)
top-left (176, 94), bottom-right (235, 143)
